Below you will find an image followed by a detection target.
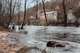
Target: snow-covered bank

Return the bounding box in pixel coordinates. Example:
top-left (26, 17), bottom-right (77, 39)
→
top-left (10, 25), bottom-right (80, 34)
top-left (21, 26), bottom-right (80, 34)
top-left (24, 26), bottom-right (80, 33)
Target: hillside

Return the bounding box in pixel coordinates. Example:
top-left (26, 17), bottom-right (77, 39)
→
top-left (12, 0), bottom-right (80, 26)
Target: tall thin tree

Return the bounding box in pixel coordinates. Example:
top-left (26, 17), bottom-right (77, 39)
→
top-left (17, 0), bottom-right (21, 25)
top-left (42, 0), bottom-right (48, 25)
top-left (21, 0), bottom-right (28, 29)
top-left (35, 0), bottom-right (38, 25)
top-left (62, 0), bottom-right (67, 26)
top-left (7, 0), bottom-right (12, 28)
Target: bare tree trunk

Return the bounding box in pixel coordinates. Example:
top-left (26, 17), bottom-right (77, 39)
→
top-left (42, 0), bottom-right (48, 26)
top-left (17, 11), bottom-right (20, 25)
top-left (7, 0), bottom-right (12, 28)
top-left (0, 2), bottom-right (2, 10)
top-left (62, 0), bottom-right (67, 26)
top-left (17, 0), bottom-right (21, 25)
top-left (12, 0), bottom-right (17, 30)
top-left (35, 0), bottom-right (38, 25)
top-left (21, 0), bottom-right (27, 29)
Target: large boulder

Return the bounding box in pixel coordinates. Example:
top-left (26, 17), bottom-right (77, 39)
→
top-left (46, 41), bottom-right (69, 47)
top-left (46, 41), bottom-right (56, 47)
top-left (56, 42), bottom-right (69, 47)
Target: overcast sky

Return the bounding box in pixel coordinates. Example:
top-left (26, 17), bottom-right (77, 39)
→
top-left (20, 0), bottom-right (51, 11)
top-left (0, 0), bottom-right (51, 11)
top-left (0, 0), bottom-right (1, 1)
top-left (22, 0), bottom-right (51, 8)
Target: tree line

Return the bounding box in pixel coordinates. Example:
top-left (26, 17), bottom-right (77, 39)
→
top-left (0, 0), bottom-right (80, 30)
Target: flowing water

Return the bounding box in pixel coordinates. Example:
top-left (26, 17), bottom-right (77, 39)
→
top-left (10, 26), bottom-right (80, 53)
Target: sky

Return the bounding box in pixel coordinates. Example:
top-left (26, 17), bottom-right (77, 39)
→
top-left (29, 0), bottom-right (51, 7)
top-left (22, 0), bottom-right (51, 9)
top-left (0, 0), bottom-right (2, 1)
top-left (0, 0), bottom-right (51, 11)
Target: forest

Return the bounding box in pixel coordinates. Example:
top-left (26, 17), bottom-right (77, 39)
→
top-left (0, 0), bottom-right (80, 30)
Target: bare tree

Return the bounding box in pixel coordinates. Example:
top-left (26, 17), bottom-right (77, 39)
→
top-left (42, 0), bottom-right (48, 25)
top-left (7, 0), bottom-right (12, 28)
top-left (62, 0), bottom-right (67, 26)
top-left (21, 0), bottom-right (28, 29)
top-left (0, 2), bottom-right (3, 26)
top-left (3, 0), bottom-right (17, 28)
top-left (17, 0), bottom-right (21, 25)
top-left (35, 0), bottom-right (38, 25)
top-left (0, 2), bottom-right (2, 10)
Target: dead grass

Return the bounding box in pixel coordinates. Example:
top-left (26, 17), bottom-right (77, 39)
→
top-left (42, 50), bottom-right (46, 53)
top-left (17, 47), bottom-right (39, 53)
top-left (17, 46), bottom-right (28, 53)
top-left (0, 26), bottom-right (9, 32)
top-left (17, 46), bottom-right (46, 53)
top-left (17, 31), bottom-right (28, 34)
